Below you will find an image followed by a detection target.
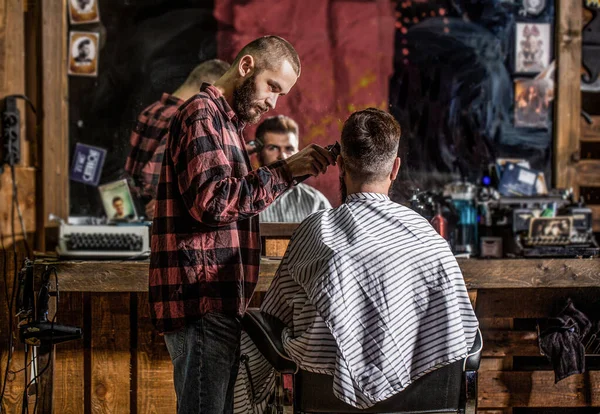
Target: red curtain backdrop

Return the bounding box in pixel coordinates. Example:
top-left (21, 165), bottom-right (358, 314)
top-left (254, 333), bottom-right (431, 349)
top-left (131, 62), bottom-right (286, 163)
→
top-left (215, 0), bottom-right (395, 206)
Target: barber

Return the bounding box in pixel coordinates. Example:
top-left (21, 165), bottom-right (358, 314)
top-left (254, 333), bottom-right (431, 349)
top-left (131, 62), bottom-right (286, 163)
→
top-left (149, 35), bottom-right (335, 414)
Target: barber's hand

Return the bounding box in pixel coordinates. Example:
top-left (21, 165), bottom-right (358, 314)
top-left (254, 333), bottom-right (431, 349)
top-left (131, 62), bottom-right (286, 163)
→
top-left (145, 199), bottom-right (156, 220)
top-left (284, 144), bottom-right (336, 179)
top-left (245, 141), bottom-right (258, 155)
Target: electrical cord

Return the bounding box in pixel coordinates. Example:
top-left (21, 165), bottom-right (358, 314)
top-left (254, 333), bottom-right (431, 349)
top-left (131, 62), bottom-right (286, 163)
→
top-left (6, 360), bottom-right (32, 378)
top-left (1, 232), bottom-right (8, 316)
top-left (21, 345), bottom-right (28, 414)
top-left (28, 267), bottom-right (58, 414)
top-left (3, 94), bottom-right (36, 116)
top-left (0, 200), bottom-right (19, 413)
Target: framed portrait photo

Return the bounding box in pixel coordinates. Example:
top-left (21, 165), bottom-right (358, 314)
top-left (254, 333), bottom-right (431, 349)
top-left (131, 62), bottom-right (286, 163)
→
top-left (514, 78), bottom-right (552, 129)
top-left (528, 217), bottom-right (573, 242)
top-left (68, 0), bottom-right (100, 25)
top-left (68, 31), bottom-right (99, 77)
top-left (515, 22), bottom-right (551, 74)
top-left (98, 179), bottom-right (138, 222)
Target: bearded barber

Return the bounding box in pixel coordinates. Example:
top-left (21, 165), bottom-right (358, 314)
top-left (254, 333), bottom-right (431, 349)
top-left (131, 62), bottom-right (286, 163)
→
top-left (149, 35), bottom-right (335, 414)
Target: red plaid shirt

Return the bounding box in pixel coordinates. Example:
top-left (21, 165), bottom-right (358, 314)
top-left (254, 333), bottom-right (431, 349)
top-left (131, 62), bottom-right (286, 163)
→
top-left (125, 93), bottom-right (184, 201)
top-left (149, 84), bottom-right (293, 333)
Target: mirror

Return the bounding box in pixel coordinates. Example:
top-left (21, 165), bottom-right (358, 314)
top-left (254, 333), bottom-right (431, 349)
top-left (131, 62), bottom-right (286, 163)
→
top-left (68, 0), bottom-right (556, 217)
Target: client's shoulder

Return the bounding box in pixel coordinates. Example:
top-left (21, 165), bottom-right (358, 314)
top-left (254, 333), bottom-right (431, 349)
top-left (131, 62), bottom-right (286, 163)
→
top-left (294, 208), bottom-right (327, 232)
top-left (393, 202), bottom-right (434, 225)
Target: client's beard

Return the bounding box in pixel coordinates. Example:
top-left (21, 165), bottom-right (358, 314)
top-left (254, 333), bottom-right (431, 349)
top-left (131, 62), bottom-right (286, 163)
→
top-left (339, 176), bottom-right (347, 204)
top-left (233, 74), bottom-right (261, 124)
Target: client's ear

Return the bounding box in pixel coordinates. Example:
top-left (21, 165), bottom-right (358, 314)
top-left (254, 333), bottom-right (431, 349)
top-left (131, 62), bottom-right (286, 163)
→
top-left (390, 157), bottom-right (401, 180)
top-left (337, 155), bottom-right (344, 175)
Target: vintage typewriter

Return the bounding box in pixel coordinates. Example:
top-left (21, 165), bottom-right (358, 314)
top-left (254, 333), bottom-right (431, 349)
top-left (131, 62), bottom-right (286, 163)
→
top-left (480, 190), bottom-right (599, 258)
top-left (56, 223), bottom-right (151, 259)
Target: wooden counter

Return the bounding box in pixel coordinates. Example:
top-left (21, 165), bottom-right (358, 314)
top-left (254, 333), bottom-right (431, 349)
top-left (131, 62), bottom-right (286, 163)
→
top-left (34, 257), bottom-right (600, 292)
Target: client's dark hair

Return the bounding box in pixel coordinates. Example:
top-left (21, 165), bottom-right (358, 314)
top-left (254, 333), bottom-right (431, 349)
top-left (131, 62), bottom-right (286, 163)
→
top-left (341, 108), bottom-right (401, 182)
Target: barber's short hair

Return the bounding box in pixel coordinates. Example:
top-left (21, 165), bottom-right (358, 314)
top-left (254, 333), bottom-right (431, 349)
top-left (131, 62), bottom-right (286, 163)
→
top-left (78, 39), bottom-right (91, 49)
top-left (184, 59), bottom-right (230, 88)
top-left (112, 196), bottom-right (123, 204)
top-left (232, 36), bottom-right (301, 77)
top-left (255, 115), bottom-right (299, 150)
top-left (341, 108), bottom-right (401, 182)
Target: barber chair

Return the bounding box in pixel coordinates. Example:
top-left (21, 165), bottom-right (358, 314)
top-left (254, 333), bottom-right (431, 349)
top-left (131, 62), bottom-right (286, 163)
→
top-left (242, 309), bottom-right (482, 414)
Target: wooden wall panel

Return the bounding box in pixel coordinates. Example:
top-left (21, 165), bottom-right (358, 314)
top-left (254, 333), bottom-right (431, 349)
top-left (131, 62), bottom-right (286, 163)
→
top-left (479, 371), bottom-right (600, 408)
top-left (0, 251), bottom-right (28, 414)
top-left (582, 116), bottom-right (600, 142)
top-left (476, 288), bottom-right (600, 319)
top-left (91, 294), bottom-right (131, 414)
top-left (554, 0), bottom-right (582, 189)
top-left (0, 0), bottom-right (35, 247)
top-left (482, 330), bottom-right (540, 358)
top-left (0, 167), bottom-right (36, 245)
top-left (53, 292), bottom-right (85, 414)
top-left (39, 0), bottom-right (68, 249)
top-left (136, 292), bottom-right (176, 413)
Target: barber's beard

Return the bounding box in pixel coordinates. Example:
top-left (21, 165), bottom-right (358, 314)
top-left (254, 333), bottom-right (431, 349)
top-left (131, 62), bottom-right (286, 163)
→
top-left (339, 176), bottom-right (347, 204)
top-left (233, 74), bottom-right (263, 124)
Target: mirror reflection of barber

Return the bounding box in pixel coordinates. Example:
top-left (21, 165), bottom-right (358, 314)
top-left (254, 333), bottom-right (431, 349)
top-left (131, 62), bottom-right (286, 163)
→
top-left (124, 59), bottom-right (231, 219)
top-left (256, 115), bottom-right (331, 223)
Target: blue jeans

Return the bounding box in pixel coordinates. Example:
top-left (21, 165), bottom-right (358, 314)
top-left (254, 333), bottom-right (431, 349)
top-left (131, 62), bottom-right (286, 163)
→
top-left (164, 313), bottom-right (242, 414)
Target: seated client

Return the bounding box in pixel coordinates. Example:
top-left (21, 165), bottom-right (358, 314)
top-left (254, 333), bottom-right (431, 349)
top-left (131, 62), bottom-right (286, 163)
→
top-left (236, 108), bottom-right (479, 411)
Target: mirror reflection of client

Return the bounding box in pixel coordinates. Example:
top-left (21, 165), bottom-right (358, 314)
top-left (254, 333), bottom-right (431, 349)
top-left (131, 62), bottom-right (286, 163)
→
top-left (124, 59), bottom-right (230, 219)
top-left (256, 115), bottom-right (331, 223)
top-left (112, 196), bottom-right (127, 219)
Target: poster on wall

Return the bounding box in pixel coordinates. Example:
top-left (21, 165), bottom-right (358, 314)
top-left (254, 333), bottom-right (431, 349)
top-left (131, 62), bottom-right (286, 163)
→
top-left (68, 31), bottom-right (99, 77)
top-left (70, 143), bottom-right (106, 186)
top-left (68, 0), bottom-right (100, 25)
top-left (514, 77), bottom-right (552, 128)
top-left (515, 22), bottom-right (551, 74)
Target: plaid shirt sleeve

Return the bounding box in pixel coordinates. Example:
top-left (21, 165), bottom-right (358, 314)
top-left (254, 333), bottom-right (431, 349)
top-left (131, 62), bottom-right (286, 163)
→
top-left (125, 96), bottom-right (182, 200)
top-left (125, 107), bottom-right (160, 183)
top-left (171, 113), bottom-right (293, 226)
top-left (139, 135), bottom-right (167, 200)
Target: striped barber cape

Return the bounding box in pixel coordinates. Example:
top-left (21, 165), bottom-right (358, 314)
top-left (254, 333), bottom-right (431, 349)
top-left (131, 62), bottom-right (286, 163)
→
top-left (261, 192), bottom-right (479, 409)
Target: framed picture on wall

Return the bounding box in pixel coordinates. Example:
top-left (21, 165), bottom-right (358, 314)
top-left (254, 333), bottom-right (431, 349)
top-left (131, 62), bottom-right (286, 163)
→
top-left (514, 77), bottom-right (552, 129)
top-left (68, 31), bottom-right (99, 77)
top-left (518, 0), bottom-right (547, 17)
top-left (515, 22), bottom-right (551, 74)
top-left (68, 0), bottom-right (100, 25)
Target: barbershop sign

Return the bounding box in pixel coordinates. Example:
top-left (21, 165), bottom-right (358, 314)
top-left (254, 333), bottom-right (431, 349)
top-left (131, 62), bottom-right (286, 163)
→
top-left (70, 143), bottom-right (106, 186)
